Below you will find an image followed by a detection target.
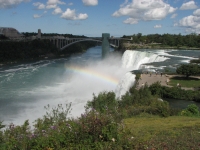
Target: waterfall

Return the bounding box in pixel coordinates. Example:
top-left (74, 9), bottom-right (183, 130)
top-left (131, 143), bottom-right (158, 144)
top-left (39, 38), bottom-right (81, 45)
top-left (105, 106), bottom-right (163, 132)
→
top-left (122, 50), bottom-right (169, 70)
top-left (115, 50), bottom-right (169, 97)
top-left (115, 72), bottom-right (136, 97)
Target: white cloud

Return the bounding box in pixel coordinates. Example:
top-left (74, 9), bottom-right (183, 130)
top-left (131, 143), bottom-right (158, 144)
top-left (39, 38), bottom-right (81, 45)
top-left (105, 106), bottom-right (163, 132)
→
top-left (33, 14), bottom-right (42, 18)
top-left (82, 0), bottom-right (98, 6)
top-left (46, 0), bottom-right (65, 9)
top-left (0, 0), bottom-right (30, 9)
top-left (77, 13), bottom-right (88, 19)
top-left (193, 9), bottom-right (200, 16)
top-left (46, 4), bottom-right (57, 9)
top-left (123, 18), bottom-right (138, 24)
top-left (33, 2), bottom-right (45, 9)
top-left (178, 15), bottom-right (200, 33)
top-left (171, 13), bottom-right (177, 19)
top-left (47, 0), bottom-right (65, 5)
top-left (68, 2), bottom-right (73, 6)
top-left (179, 15), bottom-right (199, 27)
top-left (61, 8), bottom-right (88, 20)
top-left (112, 0), bottom-right (177, 24)
top-left (180, 1), bottom-right (198, 10)
top-left (52, 7), bottom-right (62, 15)
top-left (154, 24), bottom-right (162, 28)
top-left (176, 8), bottom-right (200, 33)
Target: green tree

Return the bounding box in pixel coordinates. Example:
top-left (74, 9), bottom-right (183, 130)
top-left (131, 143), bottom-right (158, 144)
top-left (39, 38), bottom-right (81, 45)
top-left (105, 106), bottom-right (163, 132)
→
top-left (176, 64), bottom-right (200, 78)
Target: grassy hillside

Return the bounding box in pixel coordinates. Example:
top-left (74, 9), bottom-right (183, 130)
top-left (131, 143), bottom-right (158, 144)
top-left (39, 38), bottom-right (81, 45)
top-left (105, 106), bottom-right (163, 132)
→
top-left (124, 114), bottom-right (200, 149)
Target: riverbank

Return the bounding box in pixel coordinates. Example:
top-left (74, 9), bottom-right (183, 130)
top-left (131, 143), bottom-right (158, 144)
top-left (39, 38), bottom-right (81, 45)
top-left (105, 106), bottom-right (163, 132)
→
top-left (122, 43), bottom-right (200, 50)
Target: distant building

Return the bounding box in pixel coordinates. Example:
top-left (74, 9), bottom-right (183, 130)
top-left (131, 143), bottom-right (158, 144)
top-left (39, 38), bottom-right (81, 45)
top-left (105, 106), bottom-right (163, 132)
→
top-left (0, 27), bottom-right (24, 40)
top-left (25, 29), bottom-right (42, 40)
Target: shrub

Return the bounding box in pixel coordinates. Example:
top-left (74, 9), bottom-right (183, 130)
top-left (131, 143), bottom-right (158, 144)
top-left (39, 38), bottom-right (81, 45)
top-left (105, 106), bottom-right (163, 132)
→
top-left (1, 103), bottom-right (134, 149)
top-left (180, 104), bottom-right (200, 117)
top-left (149, 82), bottom-right (200, 102)
top-left (0, 121), bottom-right (5, 147)
top-left (176, 64), bottom-right (200, 78)
top-left (86, 92), bottom-right (118, 115)
top-left (149, 81), bottom-right (163, 96)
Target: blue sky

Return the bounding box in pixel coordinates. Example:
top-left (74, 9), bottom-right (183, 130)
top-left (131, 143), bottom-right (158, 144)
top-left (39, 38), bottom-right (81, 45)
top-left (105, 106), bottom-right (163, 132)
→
top-left (0, 0), bottom-right (200, 37)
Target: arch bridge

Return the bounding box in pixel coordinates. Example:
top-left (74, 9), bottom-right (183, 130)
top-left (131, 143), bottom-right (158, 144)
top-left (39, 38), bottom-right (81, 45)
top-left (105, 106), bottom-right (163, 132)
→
top-left (43, 33), bottom-right (129, 58)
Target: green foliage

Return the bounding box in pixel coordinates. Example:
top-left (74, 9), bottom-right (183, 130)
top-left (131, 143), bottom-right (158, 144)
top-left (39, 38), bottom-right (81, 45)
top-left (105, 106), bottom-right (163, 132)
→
top-left (148, 81), bottom-right (163, 96)
top-left (0, 121), bottom-right (5, 147)
top-left (125, 33), bottom-right (200, 48)
top-left (149, 82), bottom-right (200, 102)
top-left (0, 103), bottom-right (133, 149)
top-left (0, 121), bottom-right (5, 129)
top-left (86, 92), bottom-right (118, 114)
top-left (176, 64), bottom-right (200, 78)
top-left (181, 104), bottom-right (200, 117)
top-left (135, 73), bottom-right (141, 81)
top-left (1, 83), bottom-right (198, 149)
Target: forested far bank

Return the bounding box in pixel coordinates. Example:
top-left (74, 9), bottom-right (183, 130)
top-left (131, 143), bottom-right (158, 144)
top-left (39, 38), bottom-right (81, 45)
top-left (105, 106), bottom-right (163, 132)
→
top-left (122, 33), bottom-right (200, 49)
top-left (0, 39), bottom-right (97, 64)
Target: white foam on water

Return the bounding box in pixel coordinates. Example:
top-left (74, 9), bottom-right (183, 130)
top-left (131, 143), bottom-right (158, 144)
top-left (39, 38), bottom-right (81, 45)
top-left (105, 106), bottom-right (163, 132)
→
top-left (121, 50), bottom-right (169, 70)
top-left (179, 60), bottom-right (191, 63)
top-left (151, 49), bottom-right (197, 60)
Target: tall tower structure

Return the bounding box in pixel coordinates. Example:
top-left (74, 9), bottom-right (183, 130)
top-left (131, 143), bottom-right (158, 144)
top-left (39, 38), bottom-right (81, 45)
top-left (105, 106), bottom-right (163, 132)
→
top-left (102, 33), bottom-right (110, 58)
top-left (37, 29), bottom-right (41, 39)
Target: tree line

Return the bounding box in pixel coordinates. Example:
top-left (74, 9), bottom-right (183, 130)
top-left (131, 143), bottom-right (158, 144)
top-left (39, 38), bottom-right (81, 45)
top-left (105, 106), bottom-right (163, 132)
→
top-left (0, 39), bottom-right (97, 63)
top-left (21, 32), bottom-right (87, 38)
top-left (123, 33), bottom-right (200, 48)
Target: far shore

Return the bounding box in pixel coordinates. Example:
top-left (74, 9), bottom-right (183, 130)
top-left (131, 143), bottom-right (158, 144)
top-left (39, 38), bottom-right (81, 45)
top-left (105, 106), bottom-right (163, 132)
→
top-left (123, 43), bottom-right (200, 50)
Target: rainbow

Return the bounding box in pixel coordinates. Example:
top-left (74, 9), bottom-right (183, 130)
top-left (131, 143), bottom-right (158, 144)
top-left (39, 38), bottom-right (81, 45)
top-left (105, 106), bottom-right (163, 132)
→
top-left (65, 65), bottom-right (119, 86)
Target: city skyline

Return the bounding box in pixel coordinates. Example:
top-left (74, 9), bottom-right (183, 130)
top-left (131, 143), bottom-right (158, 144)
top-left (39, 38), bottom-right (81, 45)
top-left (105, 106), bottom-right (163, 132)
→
top-left (0, 0), bottom-right (200, 37)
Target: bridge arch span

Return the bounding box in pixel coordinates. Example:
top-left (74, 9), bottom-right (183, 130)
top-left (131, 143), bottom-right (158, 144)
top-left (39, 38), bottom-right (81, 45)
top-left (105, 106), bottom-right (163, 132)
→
top-left (60, 38), bottom-right (118, 51)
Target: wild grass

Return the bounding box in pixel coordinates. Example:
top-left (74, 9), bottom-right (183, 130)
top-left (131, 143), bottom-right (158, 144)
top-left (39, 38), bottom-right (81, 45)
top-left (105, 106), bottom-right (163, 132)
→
top-left (124, 114), bottom-right (200, 149)
top-left (169, 76), bottom-right (200, 88)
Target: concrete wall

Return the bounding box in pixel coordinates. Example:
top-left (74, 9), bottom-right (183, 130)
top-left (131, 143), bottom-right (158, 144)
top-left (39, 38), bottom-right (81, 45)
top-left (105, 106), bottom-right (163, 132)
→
top-left (102, 33), bottom-right (110, 58)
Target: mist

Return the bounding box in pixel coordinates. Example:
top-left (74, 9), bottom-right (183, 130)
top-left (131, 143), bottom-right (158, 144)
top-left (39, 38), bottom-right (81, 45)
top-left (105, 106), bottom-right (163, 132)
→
top-left (1, 48), bottom-right (171, 126)
top-left (2, 51), bottom-right (135, 126)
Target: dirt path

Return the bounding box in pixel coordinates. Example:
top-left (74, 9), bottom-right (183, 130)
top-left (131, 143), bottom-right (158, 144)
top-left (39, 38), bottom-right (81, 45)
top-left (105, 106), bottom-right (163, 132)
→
top-left (137, 73), bottom-right (170, 88)
top-left (137, 73), bottom-right (199, 90)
